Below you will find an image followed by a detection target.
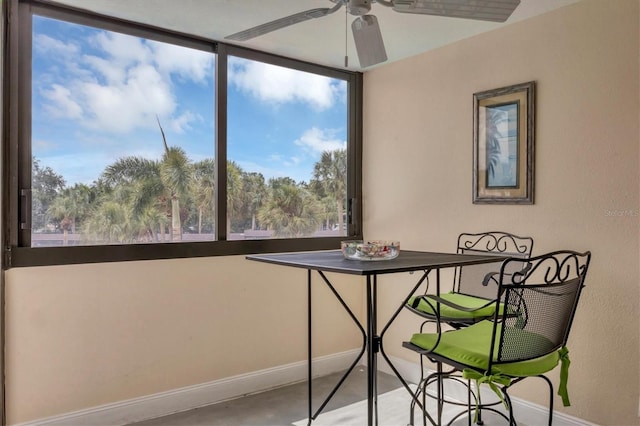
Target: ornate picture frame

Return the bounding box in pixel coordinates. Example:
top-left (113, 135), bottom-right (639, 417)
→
top-left (473, 81), bottom-right (535, 204)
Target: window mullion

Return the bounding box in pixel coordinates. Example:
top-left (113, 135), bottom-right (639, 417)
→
top-left (215, 45), bottom-right (228, 241)
top-left (12, 0), bottom-right (32, 249)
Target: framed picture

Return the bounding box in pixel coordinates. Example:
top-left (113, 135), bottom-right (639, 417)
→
top-left (473, 81), bottom-right (535, 204)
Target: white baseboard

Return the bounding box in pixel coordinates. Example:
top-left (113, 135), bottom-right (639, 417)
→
top-left (16, 350), bottom-right (595, 426)
top-left (15, 349), bottom-right (361, 426)
top-left (378, 355), bottom-right (597, 426)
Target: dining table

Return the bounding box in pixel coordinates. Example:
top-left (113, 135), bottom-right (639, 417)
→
top-left (246, 249), bottom-right (509, 426)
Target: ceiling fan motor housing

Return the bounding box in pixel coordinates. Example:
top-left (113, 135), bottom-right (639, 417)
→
top-left (347, 0), bottom-right (372, 16)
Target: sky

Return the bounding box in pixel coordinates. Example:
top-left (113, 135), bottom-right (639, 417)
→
top-left (31, 15), bottom-right (348, 186)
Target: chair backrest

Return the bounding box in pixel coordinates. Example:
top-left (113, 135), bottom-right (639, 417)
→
top-left (489, 250), bottom-right (591, 365)
top-left (454, 231), bottom-right (534, 299)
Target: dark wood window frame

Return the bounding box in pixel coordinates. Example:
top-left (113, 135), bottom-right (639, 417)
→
top-left (2, 0), bottom-right (363, 267)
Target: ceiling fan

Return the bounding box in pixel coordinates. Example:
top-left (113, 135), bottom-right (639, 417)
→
top-left (225, 0), bottom-right (521, 68)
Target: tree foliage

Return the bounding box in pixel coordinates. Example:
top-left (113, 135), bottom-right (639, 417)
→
top-left (31, 148), bottom-right (347, 244)
top-left (32, 157), bottom-right (66, 232)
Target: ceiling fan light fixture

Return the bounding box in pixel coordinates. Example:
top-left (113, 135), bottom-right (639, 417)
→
top-left (392, 0), bottom-right (521, 23)
top-left (351, 15), bottom-right (388, 68)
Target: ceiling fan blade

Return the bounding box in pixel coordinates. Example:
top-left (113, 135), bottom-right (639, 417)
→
top-left (392, 0), bottom-right (521, 23)
top-left (351, 15), bottom-right (388, 68)
top-left (226, 6), bottom-right (340, 42)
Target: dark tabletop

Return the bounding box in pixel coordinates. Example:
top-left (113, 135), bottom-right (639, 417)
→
top-left (246, 249), bottom-right (508, 276)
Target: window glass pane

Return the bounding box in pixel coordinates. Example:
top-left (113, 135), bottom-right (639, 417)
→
top-left (227, 56), bottom-right (348, 240)
top-left (31, 16), bottom-right (215, 246)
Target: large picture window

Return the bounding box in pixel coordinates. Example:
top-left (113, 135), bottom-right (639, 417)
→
top-left (4, 0), bottom-right (362, 266)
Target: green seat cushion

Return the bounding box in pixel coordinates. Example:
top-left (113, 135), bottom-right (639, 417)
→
top-left (407, 292), bottom-right (501, 320)
top-left (409, 320), bottom-right (560, 377)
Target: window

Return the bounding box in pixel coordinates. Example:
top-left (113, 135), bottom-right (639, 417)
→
top-left (30, 15), bottom-right (216, 247)
top-left (4, 0), bottom-right (363, 267)
top-left (227, 55), bottom-right (349, 240)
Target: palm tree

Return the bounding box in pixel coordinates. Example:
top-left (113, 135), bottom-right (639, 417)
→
top-left (157, 118), bottom-right (193, 241)
top-left (47, 184), bottom-right (93, 245)
top-left (192, 159), bottom-right (215, 234)
top-left (47, 190), bottom-right (75, 245)
top-left (83, 198), bottom-right (132, 244)
top-left (67, 183), bottom-right (93, 233)
top-left (32, 158), bottom-right (66, 232)
top-left (258, 179), bottom-right (320, 238)
top-left (313, 149), bottom-right (347, 232)
top-left (241, 172), bottom-right (267, 231)
top-left (226, 161), bottom-right (243, 235)
top-left (318, 195), bottom-right (338, 230)
top-left (102, 157), bottom-right (167, 241)
top-left (138, 205), bottom-right (170, 242)
top-left (92, 117), bottom-right (193, 244)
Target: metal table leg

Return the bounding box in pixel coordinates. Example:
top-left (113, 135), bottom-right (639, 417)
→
top-left (366, 274), bottom-right (377, 426)
top-left (379, 269), bottom-right (441, 425)
top-left (308, 270), bottom-right (367, 424)
top-left (307, 269), bottom-right (312, 426)
top-left (308, 268), bottom-right (437, 425)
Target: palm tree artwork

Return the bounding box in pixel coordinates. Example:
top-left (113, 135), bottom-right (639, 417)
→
top-left (484, 103), bottom-right (518, 188)
top-left (485, 107), bottom-right (503, 185)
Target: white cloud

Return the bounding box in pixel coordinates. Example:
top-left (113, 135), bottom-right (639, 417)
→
top-left (278, 156), bottom-right (302, 168)
top-left (83, 54), bottom-right (126, 84)
top-left (294, 127), bottom-right (346, 153)
top-left (37, 30), bottom-right (212, 135)
top-left (78, 64), bottom-right (176, 133)
top-left (150, 41), bottom-right (213, 84)
top-left (33, 34), bottom-right (93, 81)
top-left (41, 84), bottom-right (83, 119)
top-left (170, 111), bottom-right (200, 133)
top-left (33, 34), bottom-right (80, 58)
top-left (228, 57), bottom-right (342, 110)
top-left (92, 31), bottom-right (153, 68)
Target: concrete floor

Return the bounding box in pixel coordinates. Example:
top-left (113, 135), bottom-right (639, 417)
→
top-left (128, 367), bottom-right (404, 426)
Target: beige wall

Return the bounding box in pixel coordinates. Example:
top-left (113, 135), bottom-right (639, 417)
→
top-left (4, 257), bottom-right (363, 423)
top-left (364, 0), bottom-right (639, 424)
top-left (3, 0), bottom-right (639, 425)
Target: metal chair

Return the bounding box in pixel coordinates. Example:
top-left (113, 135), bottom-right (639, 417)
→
top-left (406, 231), bottom-right (534, 329)
top-left (403, 250), bottom-right (591, 425)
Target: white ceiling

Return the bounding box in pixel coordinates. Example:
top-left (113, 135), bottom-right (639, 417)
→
top-left (48, 0), bottom-right (581, 71)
